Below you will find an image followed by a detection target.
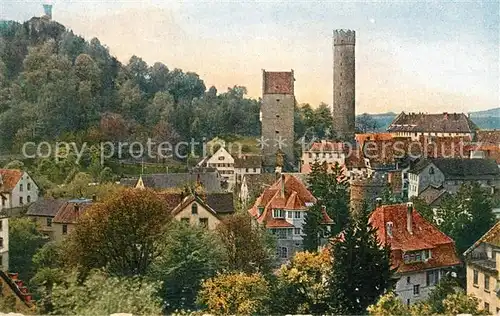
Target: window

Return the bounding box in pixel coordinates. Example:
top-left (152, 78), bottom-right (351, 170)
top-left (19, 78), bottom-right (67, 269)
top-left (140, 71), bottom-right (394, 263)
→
top-left (19, 196), bottom-right (23, 205)
top-left (27, 183), bottom-right (31, 191)
top-left (0, 237), bottom-right (3, 248)
top-left (27, 195), bottom-right (31, 203)
top-left (19, 184), bottom-right (23, 192)
top-left (258, 207), bottom-right (264, 216)
top-left (426, 270), bottom-right (439, 286)
top-left (406, 299), bottom-right (410, 306)
top-left (429, 167), bottom-right (434, 175)
top-left (484, 302), bottom-right (489, 312)
top-left (287, 211), bottom-right (293, 219)
top-left (199, 218), bottom-right (208, 228)
top-left (62, 224), bottom-right (68, 235)
top-left (181, 218), bottom-right (189, 224)
top-left (191, 203), bottom-right (198, 215)
top-left (484, 275), bottom-right (490, 291)
top-left (294, 228), bottom-right (301, 235)
top-left (406, 276), bottom-right (411, 284)
top-left (473, 270), bottom-right (479, 286)
top-left (1, 198), bottom-right (4, 207)
top-left (308, 153), bottom-right (312, 158)
top-left (294, 211), bottom-right (301, 219)
top-left (272, 209), bottom-right (285, 218)
top-left (47, 218), bottom-right (52, 227)
top-left (275, 130), bottom-right (279, 134)
top-left (413, 284), bottom-right (420, 295)
top-left (218, 156), bottom-right (224, 161)
top-left (277, 247), bottom-right (288, 259)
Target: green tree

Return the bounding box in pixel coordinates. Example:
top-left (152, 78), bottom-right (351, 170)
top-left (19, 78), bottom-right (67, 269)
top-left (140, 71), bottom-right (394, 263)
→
top-left (435, 182), bottom-right (495, 256)
top-left (328, 207), bottom-right (393, 314)
top-left (304, 160), bottom-right (349, 251)
top-left (148, 221), bottom-right (227, 312)
top-left (51, 270), bottom-right (163, 315)
top-left (271, 251), bottom-right (331, 314)
top-left (8, 217), bottom-right (46, 282)
top-left (215, 212), bottom-right (275, 274)
top-left (65, 188), bottom-right (172, 276)
top-left (197, 272), bottom-right (269, 315)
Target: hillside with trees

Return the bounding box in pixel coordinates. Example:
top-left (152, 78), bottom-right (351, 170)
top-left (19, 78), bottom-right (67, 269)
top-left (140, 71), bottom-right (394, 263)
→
top-left (0, 17), bottom-right (338, 160)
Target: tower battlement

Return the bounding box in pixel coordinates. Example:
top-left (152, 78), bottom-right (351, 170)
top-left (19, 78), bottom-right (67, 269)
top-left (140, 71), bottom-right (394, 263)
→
top-left (333, 29), bottom-right (355, 46)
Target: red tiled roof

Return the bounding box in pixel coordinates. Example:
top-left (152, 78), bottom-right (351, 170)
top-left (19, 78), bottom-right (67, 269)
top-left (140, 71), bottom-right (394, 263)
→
top-left (53, 200), bottom-right (93, 224)
top-left (263, 71), bottom-right (294, 94)
top-left (369, 204), bottom-right (461, 273)
top-left (248, 174), bottom-right (318, 228)
top-left (309, 141), bottom-right (345, 152)
top-left (355, 133), bottom-right (393, 147)
top-left (0, 169), bottom-right (23, 193)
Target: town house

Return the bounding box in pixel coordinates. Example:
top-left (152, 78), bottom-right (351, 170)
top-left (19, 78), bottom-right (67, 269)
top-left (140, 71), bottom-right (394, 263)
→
top-left (369, 202), bottom-right (461, 305)
top-left (161, 192), bottom-right (235, 230)
top-left (387, 112), bottom-right (478, 140)
top-left (464, 221), bottom-right (500, 315)
top-left (248, 174), bottom-right (333, 263)
top-left (0, 169), bottom-right (40, 271)
top-left (0, 169), bottom-right (39, 209)
top-left (26, 199), bottom-right (68, 240)
top-left (407, 158), bottom-right (500, 198)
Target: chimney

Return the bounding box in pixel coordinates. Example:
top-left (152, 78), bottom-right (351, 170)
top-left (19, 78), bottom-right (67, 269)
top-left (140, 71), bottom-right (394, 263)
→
top-left (280, 174), bottom-right (285, 197)
top-left (376, 197), bottom-right (382, 207)
top-left (443, 112), bottom-right (448, 120)
top-left (406, 202), bottom-right (413, 234)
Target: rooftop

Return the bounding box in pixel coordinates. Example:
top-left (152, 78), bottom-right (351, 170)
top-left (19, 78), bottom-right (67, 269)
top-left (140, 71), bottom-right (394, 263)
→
top-left (409, 158), bottom-right (500, 179)
top-left (0, 169), bottom-right (23, 193)
top-left (369, 203), bottom-right (461, 273)
top-left (388, 112), bottom-right (478, 133)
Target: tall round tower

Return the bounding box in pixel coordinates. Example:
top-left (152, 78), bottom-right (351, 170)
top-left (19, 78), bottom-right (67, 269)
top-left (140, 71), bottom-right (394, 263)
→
top-left (332, 29), bottom-right (356, 143)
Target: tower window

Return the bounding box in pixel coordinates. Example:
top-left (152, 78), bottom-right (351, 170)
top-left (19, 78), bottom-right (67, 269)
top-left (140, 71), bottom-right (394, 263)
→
top-left (276, 99), bottom-right (280, 102)
top-left (275, 131), bottom-right (279, 134)
top-left (339, 92), bottom-right (341, 96)
top-left (276, 115), bottom-right (280, 118)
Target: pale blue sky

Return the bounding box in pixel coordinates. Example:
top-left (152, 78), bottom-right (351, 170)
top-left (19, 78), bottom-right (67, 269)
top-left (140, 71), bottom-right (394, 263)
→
top-left (1, 0), bottom-right (499, 113)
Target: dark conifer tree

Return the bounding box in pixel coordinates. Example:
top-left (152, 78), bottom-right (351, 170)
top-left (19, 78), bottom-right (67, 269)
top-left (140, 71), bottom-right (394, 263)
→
top-left (327, 206), bottom-right (393, 314)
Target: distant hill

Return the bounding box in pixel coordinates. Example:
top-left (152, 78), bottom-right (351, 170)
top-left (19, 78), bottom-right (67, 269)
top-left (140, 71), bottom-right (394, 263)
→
top-left (358, 108), bottom-right (500, 131)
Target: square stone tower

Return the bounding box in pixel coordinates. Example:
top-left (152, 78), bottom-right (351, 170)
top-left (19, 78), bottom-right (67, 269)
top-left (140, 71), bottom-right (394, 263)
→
top-left (332, 29), bottom-right (356, 144)
top-left (261, 70), bottom-right (295, 171)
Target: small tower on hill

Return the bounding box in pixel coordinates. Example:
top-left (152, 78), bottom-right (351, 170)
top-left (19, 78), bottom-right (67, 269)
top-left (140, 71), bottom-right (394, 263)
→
top-left (43, 3), bottom-right (53, 20)
top-left (350, 174), bottom-right (386, 217)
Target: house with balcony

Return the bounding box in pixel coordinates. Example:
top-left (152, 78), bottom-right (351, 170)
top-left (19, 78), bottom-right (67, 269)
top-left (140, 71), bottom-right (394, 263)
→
top-left (369, 202), bottom-right (461, 305)
top-left (199, 147), bottom-right (262, 191)
top-left (464, 221), bottom-right (500, 315)
top-left (248, 174), bottom-right (333, 263)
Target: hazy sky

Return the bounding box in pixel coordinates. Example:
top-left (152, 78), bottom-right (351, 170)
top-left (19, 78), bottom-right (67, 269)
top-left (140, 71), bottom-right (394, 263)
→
top-left (2, 0), bottom-right (499, 114)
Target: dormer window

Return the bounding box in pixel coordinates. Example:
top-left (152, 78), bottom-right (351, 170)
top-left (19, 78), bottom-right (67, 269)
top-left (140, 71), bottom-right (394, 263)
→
top-left (258, 207), bottom-right (264, 216)
top-left (429, 167), bottom-right (434, 175)
top-left (272, 209), bottom-right (285, 218)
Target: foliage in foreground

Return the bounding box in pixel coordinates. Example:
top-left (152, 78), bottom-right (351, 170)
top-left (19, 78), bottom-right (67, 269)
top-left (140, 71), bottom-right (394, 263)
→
top-left (197, 272), bottom-right (269, 315)
top-left (368, 290), bottom-right (488, 316)
top-left (148, 221), bottom-right (227, 312)
top-left (51, 270), bottom-right (163, 315)
top-left (271, 250), bottom-right (331, 314)
top-left (64, 188), bottom-right (171, 276)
